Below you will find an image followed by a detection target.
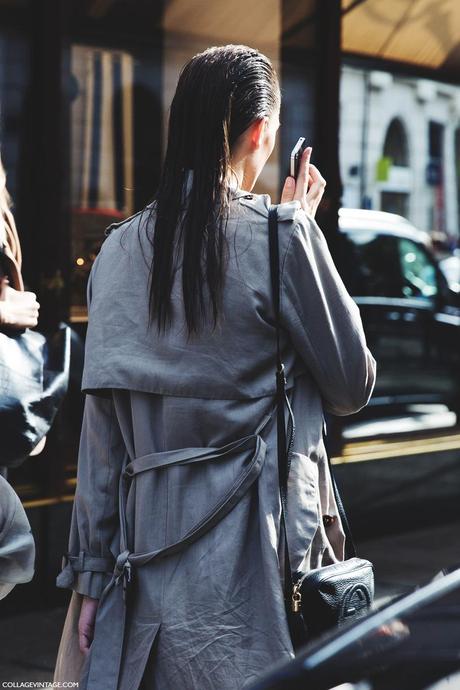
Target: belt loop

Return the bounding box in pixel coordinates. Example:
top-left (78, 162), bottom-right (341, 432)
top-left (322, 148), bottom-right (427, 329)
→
top-left (118, 450), bottom-right (131, 567)
top-left (78, 550), bottom-right (85, 572)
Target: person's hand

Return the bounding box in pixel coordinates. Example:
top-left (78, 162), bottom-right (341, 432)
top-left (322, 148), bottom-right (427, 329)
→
top-left (79, 595), bottom-right (99, 655)
top-left (0, 281), bottom-right (40, 329)
top-left (280, 146), bottom-right (327, 218)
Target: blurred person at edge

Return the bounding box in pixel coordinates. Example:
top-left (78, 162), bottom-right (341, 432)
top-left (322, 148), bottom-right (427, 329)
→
top-left (0, 152), bottom-right (43, 481)
top-left (54, 45), bottom-right (376, 690)
top-left (0, 473), bottom-right (35, 600)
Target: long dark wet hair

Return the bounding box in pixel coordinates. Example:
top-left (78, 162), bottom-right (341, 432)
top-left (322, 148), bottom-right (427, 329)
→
top-left (148, 44), bottom-right (280, 336)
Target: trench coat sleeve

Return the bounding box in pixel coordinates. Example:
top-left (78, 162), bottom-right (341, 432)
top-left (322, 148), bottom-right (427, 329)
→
top-left (281, 210), bottom-right (377, 416)
top-left (55, 393), bottom-right (125, 599)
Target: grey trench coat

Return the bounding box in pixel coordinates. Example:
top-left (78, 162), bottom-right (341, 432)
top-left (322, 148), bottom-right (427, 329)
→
top-left (53, 187), bottom-right (377, 690)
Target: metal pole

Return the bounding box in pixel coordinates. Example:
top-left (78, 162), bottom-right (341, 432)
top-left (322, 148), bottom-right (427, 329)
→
top-left (360, 70), bottom-right (370, 208)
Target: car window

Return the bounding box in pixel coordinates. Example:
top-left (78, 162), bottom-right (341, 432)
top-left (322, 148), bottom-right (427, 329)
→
top-left (345, 232), bottom-right (403, 297)
top-left (397, 238), bottom-right (438, 299)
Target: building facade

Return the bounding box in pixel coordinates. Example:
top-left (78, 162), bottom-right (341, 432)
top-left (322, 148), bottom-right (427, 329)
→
top-left (340, 63), bottom-right (460, 244)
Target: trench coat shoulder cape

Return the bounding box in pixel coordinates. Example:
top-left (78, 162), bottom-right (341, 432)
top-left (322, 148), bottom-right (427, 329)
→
top-left (54, 188), bottom-right (377, 690)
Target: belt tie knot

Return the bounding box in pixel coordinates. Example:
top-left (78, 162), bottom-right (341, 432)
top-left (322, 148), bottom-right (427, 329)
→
top-left (114, 549), bottom-right (132, 601)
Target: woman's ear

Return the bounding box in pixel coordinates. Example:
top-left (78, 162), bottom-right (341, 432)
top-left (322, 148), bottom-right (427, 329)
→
top-left (249, 117), bottom-right (267, 149)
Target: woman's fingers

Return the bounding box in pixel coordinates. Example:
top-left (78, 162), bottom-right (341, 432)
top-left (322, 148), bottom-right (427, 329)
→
top-left (0, 286), bottom-right (40, 327)
top-left (308, 164), bottom-right (326, 191)
top-left (0, 304), bottom-right (38, 328)
top-left (280, 151), bottom-right (326, 220)
top-left (281, 174), bottom-right (314, 204)
top-left (280, 175), bottom-right (296, 204)
top-left (78, 596), bottom-right (99, 655)
top-left (294, 146), bottom-right (312, 201)
top-left (79, 629), bottom-right (93, 656)
top-left (306, 164), bottom-right (327, 213)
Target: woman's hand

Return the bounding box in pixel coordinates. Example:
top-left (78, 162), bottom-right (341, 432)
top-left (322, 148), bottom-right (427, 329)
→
top-left (0, 280), bottom-right (40, 329)
top-left (79, 595), bottom-right (99, 655)
top-left (280, 146), bottom-right (327, 218)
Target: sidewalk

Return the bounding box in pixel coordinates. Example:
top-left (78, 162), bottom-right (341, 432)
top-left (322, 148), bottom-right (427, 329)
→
top-left (0, 606), bottom-right (66, 683)
top-left (1, 519), bottom-right (459, 684)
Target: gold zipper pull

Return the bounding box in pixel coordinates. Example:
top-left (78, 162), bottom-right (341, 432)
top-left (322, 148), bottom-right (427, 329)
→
top-left (292, 583), bottom-right (302, 613)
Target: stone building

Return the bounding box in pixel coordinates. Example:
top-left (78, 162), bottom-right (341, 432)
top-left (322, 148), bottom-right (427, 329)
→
top-left (340, 63), bottom-right (460, 244)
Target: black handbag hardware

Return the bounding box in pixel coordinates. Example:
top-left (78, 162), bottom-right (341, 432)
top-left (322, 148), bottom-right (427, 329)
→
top-left (268, 205), bottom-right (374, 644)
top-left (0, 247), bottom-right (71, 468)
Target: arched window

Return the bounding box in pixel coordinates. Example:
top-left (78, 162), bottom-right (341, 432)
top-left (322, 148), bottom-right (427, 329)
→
top-left (383, 118), bottom-right (409, 166)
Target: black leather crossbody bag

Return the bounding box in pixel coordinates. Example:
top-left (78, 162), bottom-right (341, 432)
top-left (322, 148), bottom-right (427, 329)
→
top-left (268, 205), bottom-right (374, 646)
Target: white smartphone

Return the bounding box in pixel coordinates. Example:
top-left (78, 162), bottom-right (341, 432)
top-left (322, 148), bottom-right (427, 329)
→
top-left (290, 137), bottom-right (307, 178)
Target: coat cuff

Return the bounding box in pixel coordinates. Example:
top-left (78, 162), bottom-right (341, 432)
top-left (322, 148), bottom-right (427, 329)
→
top-left (56, 550), bottom-right (115, 598)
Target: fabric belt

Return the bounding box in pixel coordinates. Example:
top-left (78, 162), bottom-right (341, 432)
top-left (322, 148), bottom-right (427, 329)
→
top-left (79, 405), bottom-right (277, 690)
top-left (61, 552), bottom-right (114, 573)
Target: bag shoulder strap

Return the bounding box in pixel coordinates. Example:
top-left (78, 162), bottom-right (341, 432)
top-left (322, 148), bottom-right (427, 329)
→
top-left (267, 205), bottom-right (357, 575)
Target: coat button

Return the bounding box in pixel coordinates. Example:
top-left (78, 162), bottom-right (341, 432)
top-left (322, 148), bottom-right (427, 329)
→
top-left (323, 514), bottom-right (337, 528)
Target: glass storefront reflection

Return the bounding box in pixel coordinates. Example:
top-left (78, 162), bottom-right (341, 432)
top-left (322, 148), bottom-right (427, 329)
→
top-left (70, 45), bottom-right (135, 311)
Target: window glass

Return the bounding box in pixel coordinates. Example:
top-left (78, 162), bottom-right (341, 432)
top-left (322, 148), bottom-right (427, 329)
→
top-left (383, 118), bottom-right (409, 166)
top-left (0, 30), bottom-right (30, 201)
top-left (428, 121), bottom-right (445, 235)
top-left (69, 44), bottom-right (136, 315)
top-left (68, 39), bottom-right (162, 318)
top-left (381, 191), bottom-right (409, 218)
top-left (398, 237), bottom-right (438, 298)
top-left (346, 232), bottom-right (403, 297)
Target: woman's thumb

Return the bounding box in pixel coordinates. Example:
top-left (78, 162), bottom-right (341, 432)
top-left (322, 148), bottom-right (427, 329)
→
top-left (280, 176), bottom-right (295, 204)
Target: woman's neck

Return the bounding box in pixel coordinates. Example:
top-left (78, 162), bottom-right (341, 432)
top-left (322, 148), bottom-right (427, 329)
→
top-left (227, 162), bottom-right (254, 193)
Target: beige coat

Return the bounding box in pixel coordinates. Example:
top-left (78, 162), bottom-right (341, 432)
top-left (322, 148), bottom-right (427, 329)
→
top-left (54, 188), bottom-right (376, 689)
top-left (0, 158), bottom-right (24, 292)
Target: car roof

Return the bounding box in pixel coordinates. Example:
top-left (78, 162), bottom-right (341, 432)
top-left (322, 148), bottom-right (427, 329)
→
top-left (338, 207), bottom-right (430, 246)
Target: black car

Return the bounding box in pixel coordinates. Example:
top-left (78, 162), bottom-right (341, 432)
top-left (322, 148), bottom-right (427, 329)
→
top-left (249, 565), bottom-right (460, 690)
top-left (326, 209), bottom-right (460, 452)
